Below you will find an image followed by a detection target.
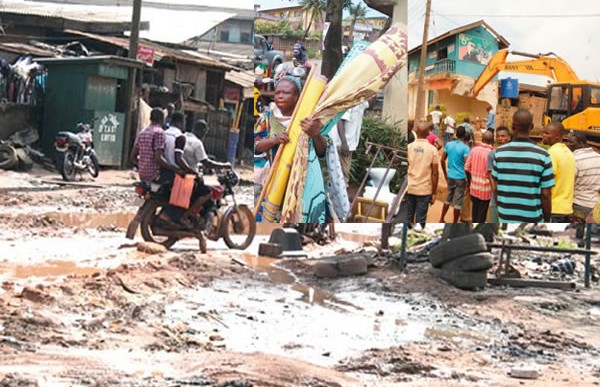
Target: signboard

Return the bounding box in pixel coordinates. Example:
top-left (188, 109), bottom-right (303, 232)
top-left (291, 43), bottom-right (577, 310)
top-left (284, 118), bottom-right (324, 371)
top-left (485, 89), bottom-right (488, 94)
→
top-left (136, 45), bottom-right (155, 66)
top-left (94, 111), bottom-right (125, 166)
top-left (224, 85), bottom-right (239, 102)
top-left (457, 33), bottom-right (493, 65)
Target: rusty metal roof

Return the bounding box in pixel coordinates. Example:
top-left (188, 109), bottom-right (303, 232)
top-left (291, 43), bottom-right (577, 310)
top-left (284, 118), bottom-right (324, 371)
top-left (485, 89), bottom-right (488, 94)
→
top-left (225, 70), bottom-right (253, 88)
top-left (64, 29), bottom-right (235, 71)
top-left (0, 42), bottom-right (58, 57)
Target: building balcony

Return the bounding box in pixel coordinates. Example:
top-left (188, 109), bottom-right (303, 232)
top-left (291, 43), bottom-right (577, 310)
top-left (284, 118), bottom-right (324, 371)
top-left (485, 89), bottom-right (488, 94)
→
top-left (425, 59), bottom-right (455, 76)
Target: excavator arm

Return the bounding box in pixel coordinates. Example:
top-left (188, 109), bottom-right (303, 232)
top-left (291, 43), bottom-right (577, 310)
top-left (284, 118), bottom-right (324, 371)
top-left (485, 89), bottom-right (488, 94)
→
top-left (470, 49), bottom-right (580, 98)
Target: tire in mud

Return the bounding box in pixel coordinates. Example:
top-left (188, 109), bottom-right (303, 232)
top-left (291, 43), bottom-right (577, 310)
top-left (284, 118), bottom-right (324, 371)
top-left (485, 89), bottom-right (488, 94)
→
top-left (429, 233), bottom-right (487, 268)
top-left (440, 252), bottom-right (494, 272)
top-left (431, 267), bottom-right (488, 290)
top-left (140, 201), bottom-right (178, 249)
top-left (441, 223), bottom-right (472, 240)
top-left (222, 206), bottom-right (256, 250)
top-left (0, 144), bottom-right (18, 170)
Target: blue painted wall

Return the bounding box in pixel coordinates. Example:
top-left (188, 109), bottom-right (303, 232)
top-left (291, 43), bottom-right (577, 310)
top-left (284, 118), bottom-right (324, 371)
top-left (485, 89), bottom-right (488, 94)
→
top-left (409, 24), bottom-right (501, 78)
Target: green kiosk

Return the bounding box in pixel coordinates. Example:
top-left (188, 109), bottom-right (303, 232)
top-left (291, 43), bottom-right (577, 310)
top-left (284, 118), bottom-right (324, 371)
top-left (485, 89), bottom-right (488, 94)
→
top-left (37, 56), bottom-right (144, 168)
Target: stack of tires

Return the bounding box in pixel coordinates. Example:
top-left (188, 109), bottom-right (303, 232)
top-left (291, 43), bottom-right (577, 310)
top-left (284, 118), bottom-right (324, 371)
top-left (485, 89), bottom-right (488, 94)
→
top-left (429, 233), bottom-right (492, 290)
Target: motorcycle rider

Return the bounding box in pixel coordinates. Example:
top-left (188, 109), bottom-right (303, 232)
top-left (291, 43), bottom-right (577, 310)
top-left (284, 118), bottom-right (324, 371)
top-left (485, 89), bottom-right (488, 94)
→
top-left (292, 40), bottom-right (308, 64)
top-left (181, 119), bottom-right (232, 231)
top-left (131, 108), bottom-right (185, 226)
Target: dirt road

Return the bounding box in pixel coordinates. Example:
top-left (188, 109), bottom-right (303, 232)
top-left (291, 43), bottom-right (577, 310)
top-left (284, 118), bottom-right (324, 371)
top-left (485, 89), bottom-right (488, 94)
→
top-left (1, 167), bottom-right (599, 386)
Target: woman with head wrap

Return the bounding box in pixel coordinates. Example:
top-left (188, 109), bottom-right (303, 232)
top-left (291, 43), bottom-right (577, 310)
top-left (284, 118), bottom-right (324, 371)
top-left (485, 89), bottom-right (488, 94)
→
top-left (254, 74), bottom-right (325, 205)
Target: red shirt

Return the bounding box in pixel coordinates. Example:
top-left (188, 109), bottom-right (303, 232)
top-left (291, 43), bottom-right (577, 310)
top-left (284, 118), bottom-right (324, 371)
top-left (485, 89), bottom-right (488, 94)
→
top-left (427, 132), bottom-right (438, 145)
top-left (465, 143), bottom-right (493, 200)
top-left (134, 124), bottom-right (165, 183)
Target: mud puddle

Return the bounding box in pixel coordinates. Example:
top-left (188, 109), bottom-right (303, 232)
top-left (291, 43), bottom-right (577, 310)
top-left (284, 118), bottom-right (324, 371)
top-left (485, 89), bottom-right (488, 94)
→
top-left (1, 260), bottom-right (101, 279)
top-left (45, 211), bottom-right (134, 229)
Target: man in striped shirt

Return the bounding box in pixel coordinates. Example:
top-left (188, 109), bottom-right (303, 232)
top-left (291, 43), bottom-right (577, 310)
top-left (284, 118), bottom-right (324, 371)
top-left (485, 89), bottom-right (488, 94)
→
top-left (492, 109), bottom-right (555, 223)
top-left (465, 130), bottom-right (494, 222)
top-left (566, 131), bottom-right (600, 221)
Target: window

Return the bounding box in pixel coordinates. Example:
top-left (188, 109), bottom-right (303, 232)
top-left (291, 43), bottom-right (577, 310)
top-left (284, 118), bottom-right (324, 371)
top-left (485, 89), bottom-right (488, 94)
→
top-left (549, 85), bottom-right (569, 111)
top-left (590, 86), bottom-right (600, 105)
top-left (437, 47), bottom-right (448, 60)
top-left (220, 30), bottom-right (229, 42)
top-left (572, 86), bottom-right (583, 114)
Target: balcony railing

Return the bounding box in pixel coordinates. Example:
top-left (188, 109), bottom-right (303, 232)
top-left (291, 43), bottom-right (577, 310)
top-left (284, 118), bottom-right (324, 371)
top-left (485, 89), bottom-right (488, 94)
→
top-left (424, 59), bottom-right (455, 76)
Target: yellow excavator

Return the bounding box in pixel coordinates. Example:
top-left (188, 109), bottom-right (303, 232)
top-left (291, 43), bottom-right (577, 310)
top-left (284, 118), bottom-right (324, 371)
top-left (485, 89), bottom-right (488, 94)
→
top-left (470, 49), bottom-right (600, 136)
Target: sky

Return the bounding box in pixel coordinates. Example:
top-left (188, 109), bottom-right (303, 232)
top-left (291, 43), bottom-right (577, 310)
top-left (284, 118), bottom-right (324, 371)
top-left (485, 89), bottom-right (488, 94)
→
top-left (409, 0), bottom-right (600, 85)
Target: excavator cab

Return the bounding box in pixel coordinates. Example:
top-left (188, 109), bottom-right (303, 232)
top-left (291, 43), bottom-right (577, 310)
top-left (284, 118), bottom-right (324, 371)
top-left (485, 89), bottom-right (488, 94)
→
top-left (547, 83), bottom-right (600, 131)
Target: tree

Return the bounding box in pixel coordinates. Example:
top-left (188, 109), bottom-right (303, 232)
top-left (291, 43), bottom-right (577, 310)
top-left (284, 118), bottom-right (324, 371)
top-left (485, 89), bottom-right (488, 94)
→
top-left (300, 0), bottom-right (326, 39)
top-left (348, 2), bottom-right (367, 43)
top-left (321, 0), bottom-right (343, 79)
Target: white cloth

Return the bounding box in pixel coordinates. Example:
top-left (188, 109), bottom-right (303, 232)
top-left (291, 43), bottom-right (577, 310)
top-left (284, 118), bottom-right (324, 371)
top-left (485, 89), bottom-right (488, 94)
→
top-left (444, 115), bottom-right (456, 134)
top-left (164, 126), bottom-right (183, 168)
top-left (430, 110), bottom-right (443, 125)
top-left (183, 132), bottom-right (208, 172)
top-left (328, 101), bottom-right (369, 151)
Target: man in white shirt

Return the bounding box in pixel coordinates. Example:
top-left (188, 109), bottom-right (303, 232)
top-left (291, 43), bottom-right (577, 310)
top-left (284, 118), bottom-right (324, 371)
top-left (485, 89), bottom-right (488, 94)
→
top-left (429, 105), bottom-right (443, 136)
top-left (566, 131), bottom-right (600, 221)
top-left (329, 100), bottom-right (370, 185)
top-left (443, 114), bottom-right (456, 146)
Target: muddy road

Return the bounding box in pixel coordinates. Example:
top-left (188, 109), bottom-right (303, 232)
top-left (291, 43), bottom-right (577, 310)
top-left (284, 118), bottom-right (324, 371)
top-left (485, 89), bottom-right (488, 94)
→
top-left (1, 168), bottom-right (600, 386)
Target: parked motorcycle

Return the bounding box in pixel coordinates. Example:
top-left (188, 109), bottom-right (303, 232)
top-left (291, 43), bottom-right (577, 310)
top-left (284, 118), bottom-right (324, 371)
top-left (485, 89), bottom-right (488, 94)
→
top-left (126, 168), bottom-right (256, 253)
top-left (54, 119), bottom-right (99, 181)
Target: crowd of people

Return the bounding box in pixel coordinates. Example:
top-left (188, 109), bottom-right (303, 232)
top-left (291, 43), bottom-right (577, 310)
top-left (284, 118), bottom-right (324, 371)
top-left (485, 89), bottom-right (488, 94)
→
top-left (405, 106), bottom-right (600, 224)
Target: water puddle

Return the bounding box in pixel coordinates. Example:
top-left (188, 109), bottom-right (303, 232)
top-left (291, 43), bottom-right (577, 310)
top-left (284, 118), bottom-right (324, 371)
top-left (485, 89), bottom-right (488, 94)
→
top-left (44, 212), bottom-right (134, 229)
top-left (238, 253), bottom-right (361, 312)
top-left (5, 260), bottom-right (101, 279)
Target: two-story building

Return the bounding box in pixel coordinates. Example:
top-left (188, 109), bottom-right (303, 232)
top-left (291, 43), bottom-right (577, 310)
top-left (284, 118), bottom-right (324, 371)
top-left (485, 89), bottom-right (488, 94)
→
top-left (260, 5), bottom-right (325, 34)
top-left (408, 20), bottom-right (509, 120)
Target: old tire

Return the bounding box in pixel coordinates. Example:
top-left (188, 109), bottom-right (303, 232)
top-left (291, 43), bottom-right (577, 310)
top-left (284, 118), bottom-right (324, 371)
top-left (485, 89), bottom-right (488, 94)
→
top-left (472, 223), bottom-right (498, 242)
top-left (440, 252), bottom-right (494, 272)
top-left (430, 233), bottom-right (487, 268)
top-left (0, 144), bottom-right (18, 170)
top-left (441, 223), bottom-right (472, 240)
top-left (431, 267), bottom-right (488, 290)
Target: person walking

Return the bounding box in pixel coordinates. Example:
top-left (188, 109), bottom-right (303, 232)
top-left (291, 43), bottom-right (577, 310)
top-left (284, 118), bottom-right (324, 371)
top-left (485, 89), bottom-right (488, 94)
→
top-left (465, 130), bottom-right (494, 222)
top-left (440, 126), bottom-right (470, 223)
top-left (329, 100), bottom-right (370, 185)
top-left (443, 114), bottom-right (456, 146)
top-left (429, 105), bottom-right (443, 136)
top-left (462, 117), bottom-right (474, 146)
top-left (542, 122), bottom-right (575, 222)
top-left (486, 105), bottom-right (496, 133)
top-left (566, 131), bottom-right (600, 222)
top-left (486, 126), bottom-right (511, 223)
top-left (403, 122), bottom-right (439, 226)
top-left (492, 109), bottom-right (554, 223)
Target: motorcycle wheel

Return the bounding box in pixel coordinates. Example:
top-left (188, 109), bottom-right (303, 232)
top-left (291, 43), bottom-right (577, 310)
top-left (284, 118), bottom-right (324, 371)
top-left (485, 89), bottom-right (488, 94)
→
top-left (140, 201), bottom-right (178, 248)
top-left (0, 144), bottom-right (18, 170)
top-left (88, 153), bottom-right (100, 178)
top-left (222, 206), bottom-right (256, 250)
top-left (60, 150), bottom-right (77, 181)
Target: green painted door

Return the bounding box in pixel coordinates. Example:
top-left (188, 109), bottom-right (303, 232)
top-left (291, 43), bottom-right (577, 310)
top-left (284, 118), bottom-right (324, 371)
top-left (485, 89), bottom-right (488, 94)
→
top-left (93, 111), bottom-right (124, 166)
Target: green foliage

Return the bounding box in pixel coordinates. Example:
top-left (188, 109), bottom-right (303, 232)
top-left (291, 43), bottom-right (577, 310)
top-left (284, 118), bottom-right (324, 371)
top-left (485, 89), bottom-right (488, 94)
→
top-left (455, 112), bottom-right (473, 124)
top-left (255, 20), bottom-right (305, 40)
top-left (349, 114), bottom-right (407, 192)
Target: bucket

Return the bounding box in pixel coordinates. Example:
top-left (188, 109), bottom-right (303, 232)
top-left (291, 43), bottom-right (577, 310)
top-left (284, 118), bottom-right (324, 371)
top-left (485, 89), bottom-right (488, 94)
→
top-left (227, 130), bottom-right (239, 166)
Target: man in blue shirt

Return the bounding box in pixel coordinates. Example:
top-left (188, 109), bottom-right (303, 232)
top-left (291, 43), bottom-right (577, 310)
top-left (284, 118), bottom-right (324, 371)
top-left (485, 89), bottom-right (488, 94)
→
top-left (486, 105), bottom-right (496, 133)
top-left (440, 126), bottom-right (470, 223)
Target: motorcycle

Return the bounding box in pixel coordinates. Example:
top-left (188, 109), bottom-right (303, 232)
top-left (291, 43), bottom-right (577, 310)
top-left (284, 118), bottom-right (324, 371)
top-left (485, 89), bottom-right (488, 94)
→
top-left (126, 168), bottom-right (256, 253)
top-left (54, 119), bottom-right (99, 181)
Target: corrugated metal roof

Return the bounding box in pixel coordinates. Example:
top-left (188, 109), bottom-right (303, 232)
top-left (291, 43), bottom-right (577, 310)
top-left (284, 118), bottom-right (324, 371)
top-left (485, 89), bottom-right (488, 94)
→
top-left (64, 29), bottom-right (235, 71)
top-left (1, 0), bottom-right (245, 44)
top-left (0, 42), bottom-right (57, 57)
top-left (225, 70), bottom-right (253, 88)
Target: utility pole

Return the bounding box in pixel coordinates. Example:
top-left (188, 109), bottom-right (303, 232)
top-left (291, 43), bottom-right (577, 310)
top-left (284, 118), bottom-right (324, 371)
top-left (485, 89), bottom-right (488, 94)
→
top-left (123, 0), bottom-right (142, 167)
top-left (414, 0), bottom-right (432, 120)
